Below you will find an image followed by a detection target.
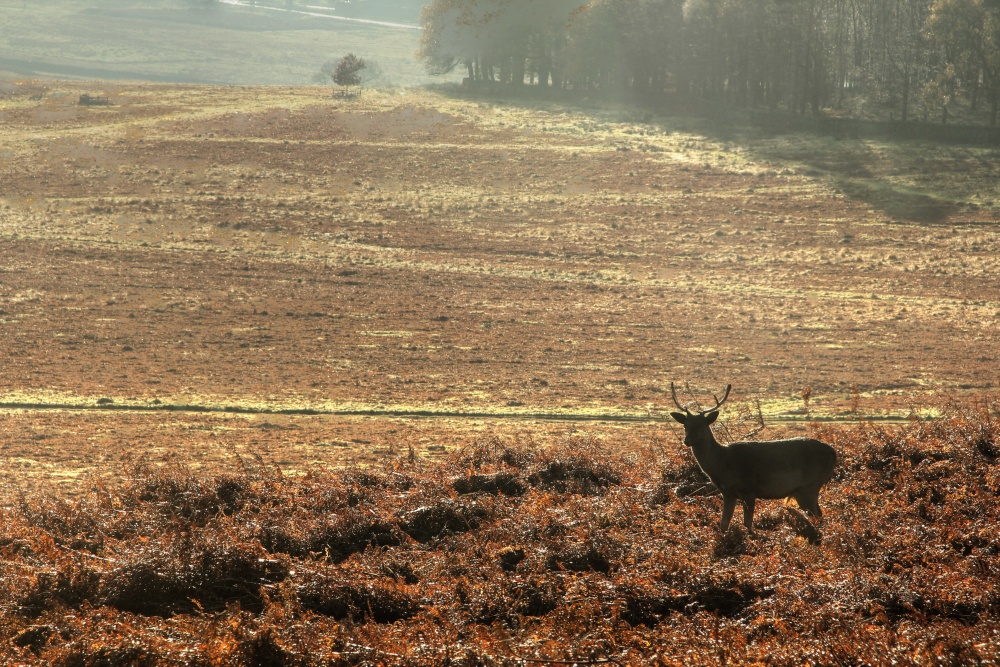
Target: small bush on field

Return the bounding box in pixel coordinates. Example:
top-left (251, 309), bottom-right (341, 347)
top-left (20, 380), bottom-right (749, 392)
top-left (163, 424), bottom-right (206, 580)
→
top-left (452, 471), bottom-right (527, 496)
top-left (2, 401), bottom-right (1000, 664)
top-left (294, 567), bottom-right (420, 622)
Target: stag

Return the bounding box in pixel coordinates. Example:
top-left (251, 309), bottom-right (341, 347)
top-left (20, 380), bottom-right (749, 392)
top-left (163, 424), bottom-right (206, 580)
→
top-left (670, 383), bottom-right (836, 534)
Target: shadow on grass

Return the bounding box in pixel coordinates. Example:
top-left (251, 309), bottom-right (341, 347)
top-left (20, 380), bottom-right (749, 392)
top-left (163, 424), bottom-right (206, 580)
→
top-left (429, 83), bottom-right (992, 225)
top-left (835, 180), bottom-right (958, 224)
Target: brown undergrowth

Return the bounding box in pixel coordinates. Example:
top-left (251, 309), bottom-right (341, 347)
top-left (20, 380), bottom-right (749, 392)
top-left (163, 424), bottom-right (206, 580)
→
top-left (2, 401), bottom-right (1000, 665)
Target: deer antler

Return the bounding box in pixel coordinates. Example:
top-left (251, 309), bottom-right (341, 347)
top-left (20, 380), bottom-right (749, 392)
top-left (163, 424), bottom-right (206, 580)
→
top-left (671, 382), bottom-right (732, 414)
top-left (670, 382), bottom-right (689, 413)
top-left (709, 384), bottom-right (732, 412)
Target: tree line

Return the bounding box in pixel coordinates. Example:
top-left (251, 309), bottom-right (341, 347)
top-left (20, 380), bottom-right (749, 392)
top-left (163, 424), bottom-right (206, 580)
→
top-left (418, 0), bottom-right (1000, 125)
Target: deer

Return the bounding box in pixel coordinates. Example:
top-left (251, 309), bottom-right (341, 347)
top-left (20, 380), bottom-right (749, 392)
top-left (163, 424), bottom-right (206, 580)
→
top-left (669, 383), bottom-right (837, 535)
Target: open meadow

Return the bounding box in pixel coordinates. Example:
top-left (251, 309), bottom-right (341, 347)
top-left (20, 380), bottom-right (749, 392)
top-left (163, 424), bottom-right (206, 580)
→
top-left (0, 80), bottom-right (999, 663)
top-left (0, 0), bottom-right (435, 86)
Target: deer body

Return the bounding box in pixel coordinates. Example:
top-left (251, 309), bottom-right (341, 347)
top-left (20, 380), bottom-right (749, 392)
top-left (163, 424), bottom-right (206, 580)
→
top-left (671, 385), bottom-right (837, 533)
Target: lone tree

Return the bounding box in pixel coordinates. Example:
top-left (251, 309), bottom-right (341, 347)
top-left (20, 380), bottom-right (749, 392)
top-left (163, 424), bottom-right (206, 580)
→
top-left (333, 53), bottom-right (366, 87)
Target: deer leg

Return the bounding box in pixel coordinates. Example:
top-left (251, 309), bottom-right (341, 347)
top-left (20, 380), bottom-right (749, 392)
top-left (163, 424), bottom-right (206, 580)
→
top-left (742, 497), bottom-right (756, 533)
top-left (793, 490), bottom-right (822, 518)
top-left (720, 494), bottom-right (737, 532)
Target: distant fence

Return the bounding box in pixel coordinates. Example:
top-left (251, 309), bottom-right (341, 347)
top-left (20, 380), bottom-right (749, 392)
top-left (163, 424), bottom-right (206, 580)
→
top-left (78, 94), bottom-right (111, 106)
top-left (748, 110), bottom-right (1000, 145)
top-left (443, 82), bottom-right (1000, 144)
top-left (462, 78), bottom-right (500, 91)
top-left (332, 87), bottom-right (361, 99)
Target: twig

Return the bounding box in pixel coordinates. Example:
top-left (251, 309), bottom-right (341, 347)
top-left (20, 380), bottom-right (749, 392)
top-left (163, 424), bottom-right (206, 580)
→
top-left (743, 397), bottom-right (767, 439)
top-left (333, 641), bottom-right (625, 666)
top-left (687, 483), bottom-right (720, 497)
top-left (513, 658), bottom-right (624, 666)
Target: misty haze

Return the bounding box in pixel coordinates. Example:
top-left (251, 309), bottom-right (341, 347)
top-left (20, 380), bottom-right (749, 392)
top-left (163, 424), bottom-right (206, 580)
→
top-left (2, 0), bottom-right (1000, 665)
top-left (0, 0), bottom-right (437, 85)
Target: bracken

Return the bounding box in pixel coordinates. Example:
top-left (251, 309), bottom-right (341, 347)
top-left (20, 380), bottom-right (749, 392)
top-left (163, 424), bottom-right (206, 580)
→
top-left (1, 401), bottom-right (999, 666)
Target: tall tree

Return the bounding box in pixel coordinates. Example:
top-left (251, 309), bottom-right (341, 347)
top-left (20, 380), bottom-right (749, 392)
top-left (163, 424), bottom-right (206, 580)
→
top-left (419, 0), bottom-right (583, 84)
top-left (927, 0), bottom-right (1000, 124)
top-left (415, 0), bottom-right (1000, 126)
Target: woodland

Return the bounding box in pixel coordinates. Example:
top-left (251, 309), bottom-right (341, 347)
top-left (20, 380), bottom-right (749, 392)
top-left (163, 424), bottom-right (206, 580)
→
top-left (419, 0), bottom-right (1000, 126)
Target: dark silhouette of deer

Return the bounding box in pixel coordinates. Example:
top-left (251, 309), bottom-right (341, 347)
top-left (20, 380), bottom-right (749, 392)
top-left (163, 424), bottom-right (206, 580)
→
top-left (670, 383), bottom-right (837, 534)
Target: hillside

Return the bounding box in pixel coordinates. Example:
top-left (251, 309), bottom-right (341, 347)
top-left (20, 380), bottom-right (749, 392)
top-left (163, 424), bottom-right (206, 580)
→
top-left (0, 0), bottom-right (444, 86)
top-left (1, 80), bottom-right (999, 494)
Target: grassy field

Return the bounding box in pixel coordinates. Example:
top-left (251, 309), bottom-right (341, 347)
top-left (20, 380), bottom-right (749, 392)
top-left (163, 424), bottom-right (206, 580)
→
top-left (0, 79), bottom-right (999, 663)
top-left (0, 0), bottom-right (441, 86)
top-left (0, 79), bottom-right (998, 491)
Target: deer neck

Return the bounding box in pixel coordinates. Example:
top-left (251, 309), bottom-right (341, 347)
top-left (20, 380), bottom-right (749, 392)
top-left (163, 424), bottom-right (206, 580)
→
top-left (689, 431), bottom-right (727, 479)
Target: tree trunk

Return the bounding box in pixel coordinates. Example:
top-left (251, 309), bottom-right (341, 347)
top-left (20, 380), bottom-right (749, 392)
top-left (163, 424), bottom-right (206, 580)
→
top-left (537, 55), bottom-right (551, 88)
top-left (552, 64), bottom-right (564, 90)
top-left (901, 66), bottom-right (909, 123)
top-left (512, 56), bottom-right (526, 86)
top-left (810, 47), bottom-right (822, 114)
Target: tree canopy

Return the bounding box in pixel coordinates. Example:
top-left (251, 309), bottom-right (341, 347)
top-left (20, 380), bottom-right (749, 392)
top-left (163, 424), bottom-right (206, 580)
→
top-left (418, 0), bottom-right (1000, 125)
top-left (333, 53), bottom-right (367, 87)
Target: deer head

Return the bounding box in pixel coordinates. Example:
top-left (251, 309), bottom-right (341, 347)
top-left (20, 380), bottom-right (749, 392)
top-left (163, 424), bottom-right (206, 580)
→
top-left (669, 382), bottom-right (731, 447)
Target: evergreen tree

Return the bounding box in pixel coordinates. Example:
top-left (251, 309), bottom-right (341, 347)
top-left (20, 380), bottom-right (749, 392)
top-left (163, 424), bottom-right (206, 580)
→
top-left (333, 53), bottom-right (366, 87)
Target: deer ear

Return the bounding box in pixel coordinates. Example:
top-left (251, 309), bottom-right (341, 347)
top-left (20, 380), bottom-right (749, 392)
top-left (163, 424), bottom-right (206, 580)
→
top-left (704, 410), bottom-right (719, 425)
top-left (670, 412), bottom-right (687, 424)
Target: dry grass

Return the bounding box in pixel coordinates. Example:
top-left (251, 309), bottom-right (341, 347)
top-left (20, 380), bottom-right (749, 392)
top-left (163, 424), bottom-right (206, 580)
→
top-left (1, 82), bottom-right (997, 428)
